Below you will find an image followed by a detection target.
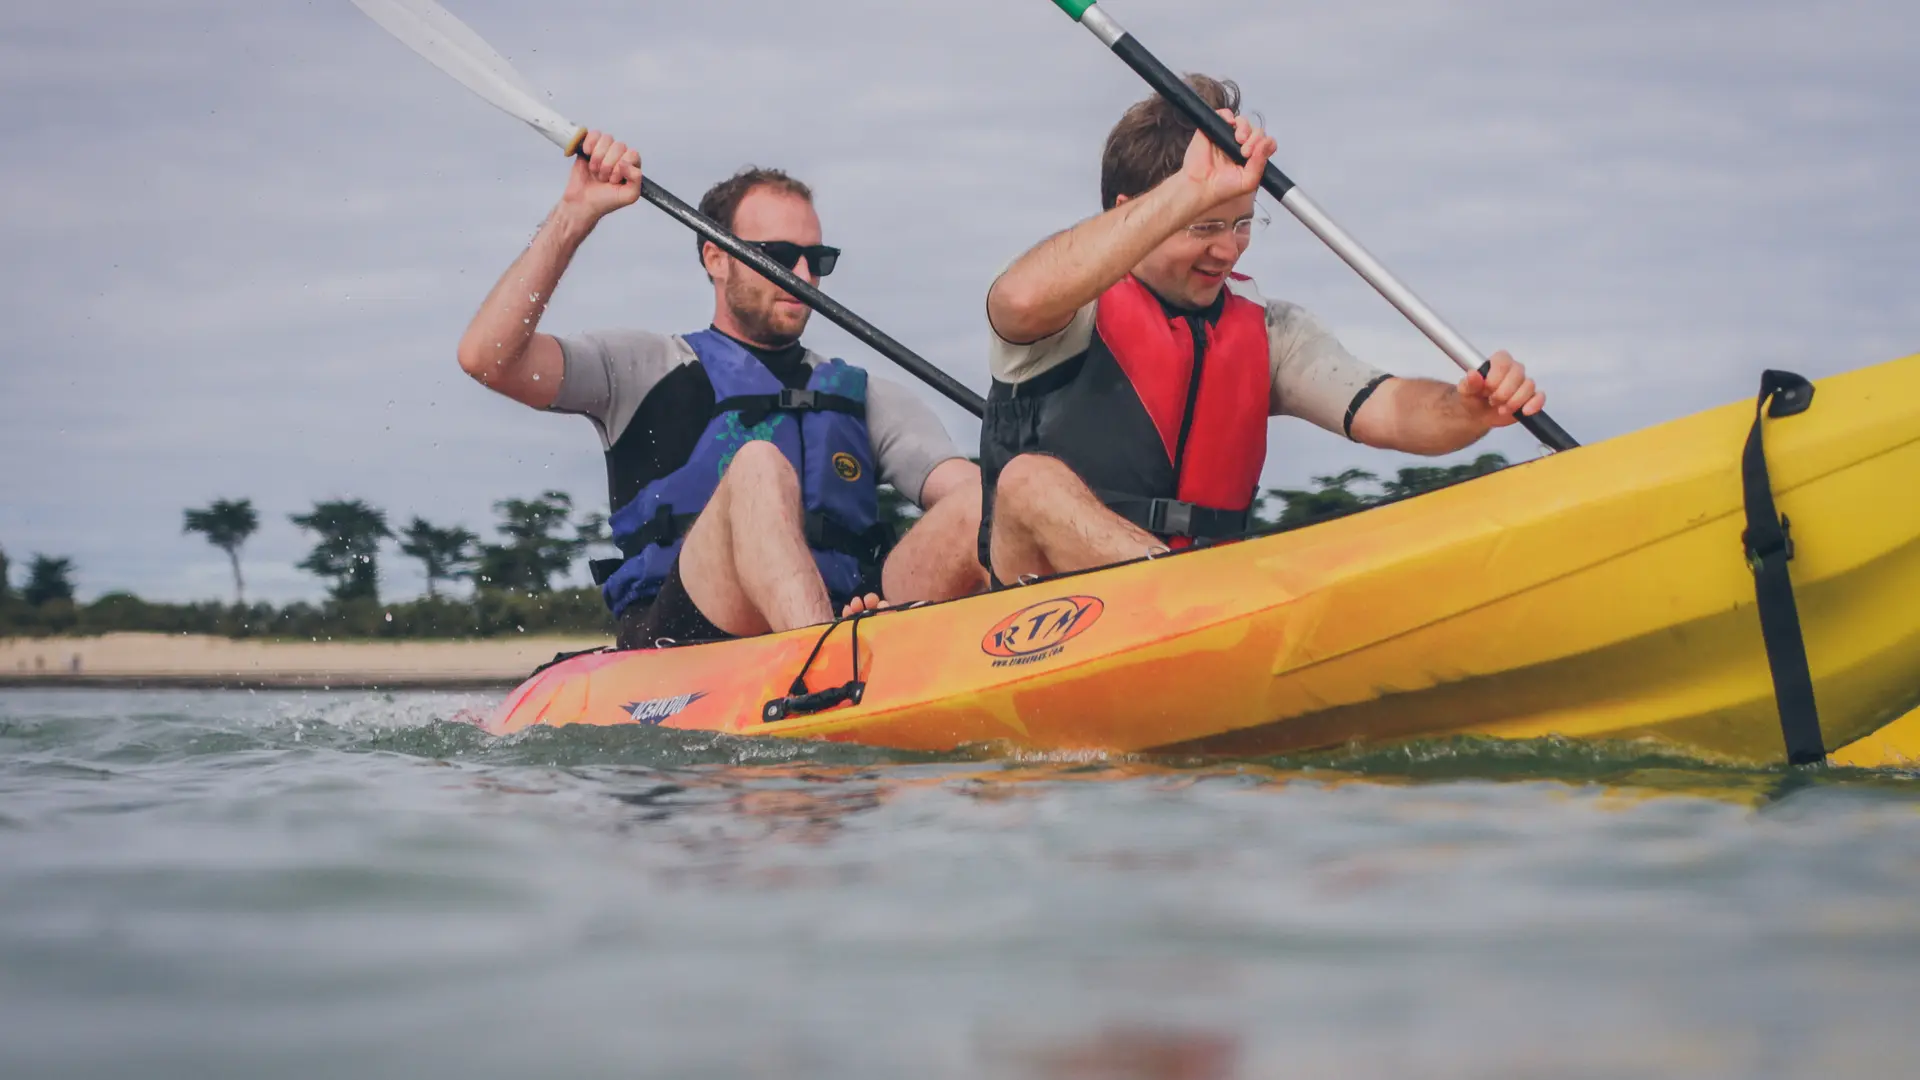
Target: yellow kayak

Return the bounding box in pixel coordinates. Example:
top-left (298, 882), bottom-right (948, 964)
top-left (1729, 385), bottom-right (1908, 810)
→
top-left (485, 354), bottom-right (1920, 766)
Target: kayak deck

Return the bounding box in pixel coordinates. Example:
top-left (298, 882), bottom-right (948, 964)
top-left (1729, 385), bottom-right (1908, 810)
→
top-left (486, 355), bottom-right (1920, 766)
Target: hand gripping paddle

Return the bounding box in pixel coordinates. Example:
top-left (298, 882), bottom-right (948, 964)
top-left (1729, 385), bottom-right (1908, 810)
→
top-left (1047, 0), bottom-right (1579, 451)
top-left (349, 0), bottom-right (986, 417)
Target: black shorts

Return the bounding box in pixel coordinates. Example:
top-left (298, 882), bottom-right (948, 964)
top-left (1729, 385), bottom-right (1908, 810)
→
top-left (615, 561), bottom-right (732, 650)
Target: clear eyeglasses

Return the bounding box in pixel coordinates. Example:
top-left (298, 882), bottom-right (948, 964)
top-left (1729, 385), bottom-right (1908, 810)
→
top-left (1185, 214), bottom-right (1268, 241)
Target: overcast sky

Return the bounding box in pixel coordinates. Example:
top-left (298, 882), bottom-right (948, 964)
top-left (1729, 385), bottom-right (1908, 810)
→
top-left (3, 0), bottom-right (1916, 603)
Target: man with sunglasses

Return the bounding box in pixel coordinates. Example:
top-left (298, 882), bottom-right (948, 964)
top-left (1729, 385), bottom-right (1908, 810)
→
top-left (456, 132), bottom-right (986, 648)
top-left (978, 77), bottom-right (1547, 583)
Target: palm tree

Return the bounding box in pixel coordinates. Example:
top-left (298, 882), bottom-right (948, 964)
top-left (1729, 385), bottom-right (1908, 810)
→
top-left (472, 491), bottom-right (594, 594)
top-left (1379, 453), bottom-right (1510, 502)
top-left (22, 555), bottom-right (76, 607)
top-left (183, 498), bottom-right (260, 604)
top-left (398, 518), bottom-right (477, 598)
top-left (1259, 468), bottom-right (1379, 529)
top-left (290, 499), bottom-right (393, 603)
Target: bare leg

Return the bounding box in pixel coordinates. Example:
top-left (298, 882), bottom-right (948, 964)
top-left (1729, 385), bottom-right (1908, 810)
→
top-left (882, 475), bottom-right (990, 604)
top-left (676, 440), bottom-right (835, 636)
top-left (988, 453), bottom-right (1160, 583)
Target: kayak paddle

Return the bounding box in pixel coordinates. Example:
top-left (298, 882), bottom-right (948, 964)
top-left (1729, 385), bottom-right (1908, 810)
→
top-left (348, 0), bottom-right (987, 417)
top-left (1046, 0), bottom-right (1580, 452)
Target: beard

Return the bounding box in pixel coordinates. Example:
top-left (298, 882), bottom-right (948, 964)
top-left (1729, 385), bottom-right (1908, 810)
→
top-left (723, 274), bottom-right (810, 348)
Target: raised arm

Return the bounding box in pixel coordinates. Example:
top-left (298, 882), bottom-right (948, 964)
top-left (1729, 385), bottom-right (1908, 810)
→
top-left (455, 131), bottom-right (642, 408)
top-left (986, 111), bottom-right (1274, 344)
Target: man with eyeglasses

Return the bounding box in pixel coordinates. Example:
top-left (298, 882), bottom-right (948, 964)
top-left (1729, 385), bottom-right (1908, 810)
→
top-left (977, 76), bottom-right (1547, 583)
top-left (456, 132), bottom-right (986, 649)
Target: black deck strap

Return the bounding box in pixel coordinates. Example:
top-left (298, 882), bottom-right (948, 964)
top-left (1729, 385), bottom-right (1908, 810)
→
top-left (1103, 495), bottom-right (1250, 540)
top-left (1741, 369), bottom-right (1824, 765)
top-left (525, 645), bottom-right (611, 679)
top-left (715, 388), bottom-right (865, 428)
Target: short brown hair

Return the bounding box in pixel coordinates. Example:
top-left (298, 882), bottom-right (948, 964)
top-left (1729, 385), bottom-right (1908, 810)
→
top-left (1100, 75), bottom-right (1241, 210)
top-left (696, 166), bottom-right (814, 264)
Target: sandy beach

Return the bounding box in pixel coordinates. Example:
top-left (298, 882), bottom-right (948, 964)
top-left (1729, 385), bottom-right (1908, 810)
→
top-left (0, 632), bottom-right (612, 689)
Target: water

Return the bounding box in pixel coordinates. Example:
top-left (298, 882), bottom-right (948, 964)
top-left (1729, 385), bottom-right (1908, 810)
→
top-left (3, 690), bottom-right (1919, 1079)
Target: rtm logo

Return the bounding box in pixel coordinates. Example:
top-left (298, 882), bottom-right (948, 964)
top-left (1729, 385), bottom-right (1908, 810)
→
top-left (981, 596), bottom-right (1105, 663)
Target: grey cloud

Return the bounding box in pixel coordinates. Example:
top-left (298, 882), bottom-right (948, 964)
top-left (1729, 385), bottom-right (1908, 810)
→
top-left (3, 0), bottom-right (1915, 602)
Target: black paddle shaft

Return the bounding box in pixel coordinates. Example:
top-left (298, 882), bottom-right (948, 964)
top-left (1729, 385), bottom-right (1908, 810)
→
top-left (631, 174), bottom-right (986, 418)
top-left (1108, 36), bottom-right (1580, 452)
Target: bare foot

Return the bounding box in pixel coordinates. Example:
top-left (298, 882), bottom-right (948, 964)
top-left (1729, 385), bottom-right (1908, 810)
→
top-left (839, 592), bottom-right (892, 618)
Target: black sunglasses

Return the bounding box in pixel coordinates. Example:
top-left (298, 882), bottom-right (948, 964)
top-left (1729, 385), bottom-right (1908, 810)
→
top-left (746, 240), bottom-right (840, 278)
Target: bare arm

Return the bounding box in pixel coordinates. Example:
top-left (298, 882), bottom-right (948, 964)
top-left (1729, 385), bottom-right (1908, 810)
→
top-left (987, 181), bottom-right (1213, 344)
top-left (987, 111), bottom-right (1276, 344)
top-left (1349, 351), bottom-right (1545, 454)
top-left (455, 206), bottom-right (591, 408)
top-left (454, 131), bottom-right (642, 409)
top-left (916, 457), bottom-right (980, 510)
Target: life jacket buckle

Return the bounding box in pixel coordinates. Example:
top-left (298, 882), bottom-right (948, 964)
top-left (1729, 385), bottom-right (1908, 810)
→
top-left (778, 388), bottom-right (819, 411)
top-left (639, 504), bottom-right (682, 548)
top-left (1146, 498), bottom-right (1194, 537)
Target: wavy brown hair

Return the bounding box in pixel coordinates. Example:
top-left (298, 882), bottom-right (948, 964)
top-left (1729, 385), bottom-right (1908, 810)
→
top-left (695, 166), bottom-right (814, 269)
top-left (1099, 75), bottom-right (1241, 210)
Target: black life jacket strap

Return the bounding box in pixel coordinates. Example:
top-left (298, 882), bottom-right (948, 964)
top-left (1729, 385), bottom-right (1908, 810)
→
top-left (805, 512), bottom-right (896, 570)
top-left (595, 505), bottom-right (893, 588)
top-left (1741, 369), bottom-right (1824, 765)
top-left (612, 504), bottom-right (704, 562)
top-left (596, 505), bottom-right (701, 584)
top-left (714, 388), bottom-right (866, 428)
top-left (1100, 494), bottom-right (1250, 541)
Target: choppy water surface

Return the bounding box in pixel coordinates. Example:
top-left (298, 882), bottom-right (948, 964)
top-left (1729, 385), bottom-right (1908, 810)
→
top-left (3, 690), bottom-right (1919, 1079)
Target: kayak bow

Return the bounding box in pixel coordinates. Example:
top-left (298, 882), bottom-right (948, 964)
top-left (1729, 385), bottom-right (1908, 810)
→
top-left (488, 355), bottom-right (1920, 767)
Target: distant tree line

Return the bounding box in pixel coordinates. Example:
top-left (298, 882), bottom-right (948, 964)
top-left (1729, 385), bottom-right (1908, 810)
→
top-left (0, 587), bottom-right (610, 641)
top-left (2, 491), bottom-right (615, 640)
top-left (203, 490), bottom-right (608, 606)
top-left (1251, 453), bottom-right (1512, 530)
top-left (0, 459), bottom-right (1508, 639)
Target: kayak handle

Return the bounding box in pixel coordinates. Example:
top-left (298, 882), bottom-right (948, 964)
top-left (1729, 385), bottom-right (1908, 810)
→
top-left (763, 681), bottom-right (865, 723)
top-left (762, 609), bottom-right (876, 723)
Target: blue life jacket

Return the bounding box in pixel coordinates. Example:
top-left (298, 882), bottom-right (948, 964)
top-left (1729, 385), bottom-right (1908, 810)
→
top-left (597, 329), bottom-right (886, 618)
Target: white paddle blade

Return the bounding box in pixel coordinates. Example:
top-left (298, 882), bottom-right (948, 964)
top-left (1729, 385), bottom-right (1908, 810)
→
top-left (351, 0), bottom-right (581, 151)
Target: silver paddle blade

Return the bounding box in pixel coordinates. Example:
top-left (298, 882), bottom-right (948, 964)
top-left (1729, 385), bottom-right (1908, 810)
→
top-left (351, 0), bottom-right (581, 151)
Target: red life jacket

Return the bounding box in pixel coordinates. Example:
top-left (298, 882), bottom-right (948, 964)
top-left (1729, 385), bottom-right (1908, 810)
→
top-left (1093, 274), bottom-right (1270, 517)
top-left (978, 273), bottom-right (1271, 553)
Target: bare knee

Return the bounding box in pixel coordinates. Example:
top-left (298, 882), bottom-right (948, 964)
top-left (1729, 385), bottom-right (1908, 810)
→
top-left (720, 440), bottom-right (800, 499)
top-left (996, 453), bottom-right (1079, 515)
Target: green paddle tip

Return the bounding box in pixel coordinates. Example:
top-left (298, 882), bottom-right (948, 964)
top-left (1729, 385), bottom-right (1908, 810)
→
top-left (1050, 0), bottom-right (1096, 21)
